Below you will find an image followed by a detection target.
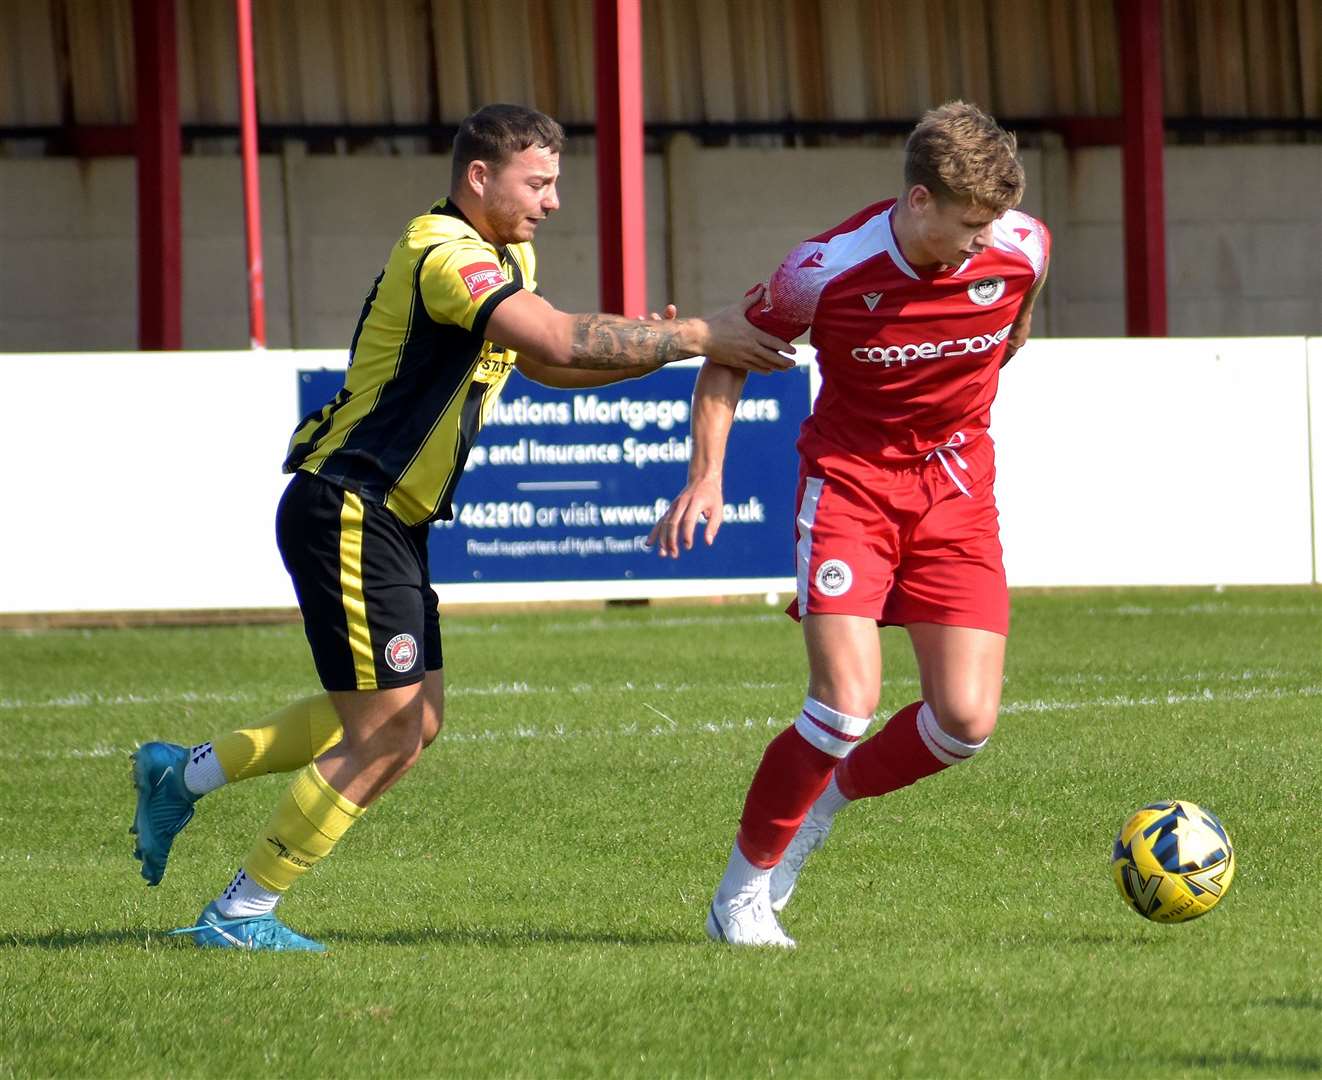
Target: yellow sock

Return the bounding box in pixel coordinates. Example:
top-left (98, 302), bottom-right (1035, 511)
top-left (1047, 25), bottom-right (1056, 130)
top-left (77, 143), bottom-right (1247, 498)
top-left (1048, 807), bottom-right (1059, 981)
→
top-left (242, 762), bottom-right (365, 893)
top-left (212, 695), bottom-right (343, 782)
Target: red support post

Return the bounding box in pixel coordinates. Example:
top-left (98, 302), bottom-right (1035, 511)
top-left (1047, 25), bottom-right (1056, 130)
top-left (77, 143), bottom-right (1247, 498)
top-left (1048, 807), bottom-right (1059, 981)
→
top-left (235, 0), bottom-right (266, 348)
top-left (1117, 0), bottom-right (1167, 336)
top-left (132, 0), bottom-right (182, 350)
top-left (593, 0), bottom-right (647, 316)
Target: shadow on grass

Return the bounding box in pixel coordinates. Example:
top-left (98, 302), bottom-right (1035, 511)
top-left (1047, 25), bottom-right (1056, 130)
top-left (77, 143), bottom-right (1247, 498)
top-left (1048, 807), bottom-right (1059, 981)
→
top-left (1254, 994), bottom-right (1322, 1012)
top-left (1, 929), bottom-right (163, 949)
top-left (998, 929), bottom-right (1173, 949)
top-left (4, 925), bottom-right (695, 950)
top-left (320, 925), bottom-right (693, 948)
top-left (1165, 1050), bottom-right (1322, 1074)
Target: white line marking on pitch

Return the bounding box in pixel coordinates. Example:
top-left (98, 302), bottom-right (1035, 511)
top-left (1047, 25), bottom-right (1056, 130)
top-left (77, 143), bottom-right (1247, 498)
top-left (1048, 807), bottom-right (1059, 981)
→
top-left (16, 683), bottom-right (1320, 760)
top-left (1090, 603), bottom-right (1320, 618)
top-left (1, 674), bottom-right (1314, 715)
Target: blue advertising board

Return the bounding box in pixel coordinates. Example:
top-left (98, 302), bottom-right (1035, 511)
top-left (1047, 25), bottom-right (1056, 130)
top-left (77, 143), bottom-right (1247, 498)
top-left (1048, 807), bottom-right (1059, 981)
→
top-left (297, 365), bottom-right (811, 588)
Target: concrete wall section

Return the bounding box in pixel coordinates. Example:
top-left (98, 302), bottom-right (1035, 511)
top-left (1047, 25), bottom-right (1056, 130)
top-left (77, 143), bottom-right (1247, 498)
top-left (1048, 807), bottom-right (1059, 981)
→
top-left (1041, 148), bottom-right (1125, 338)
top-left (281, 149), bottom-right (671, 334)
top-left (185, 158), bottom-right (292, 349)
top-left (0, 158), bottom-right (291, 352)
top-left (0, 151), bottom-right (668, 353)
top-left (1164, 146), bottom-right (1322, 337)
top-left (3, 145), bottom-right (1322, 353)
top-left (279, 150), bottom-right (454, 349)
top-left (1, 160), bottom-right (139, 350)
top-left (663, 138), bottom-right (1049, 323)
top-left (1040, 145), bottom-right (1322, 339)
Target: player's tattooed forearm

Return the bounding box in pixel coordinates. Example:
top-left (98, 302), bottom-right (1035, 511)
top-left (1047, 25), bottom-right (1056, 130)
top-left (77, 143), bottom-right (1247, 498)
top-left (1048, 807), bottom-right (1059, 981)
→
top-left (570, 315), bottom-right (684, 368)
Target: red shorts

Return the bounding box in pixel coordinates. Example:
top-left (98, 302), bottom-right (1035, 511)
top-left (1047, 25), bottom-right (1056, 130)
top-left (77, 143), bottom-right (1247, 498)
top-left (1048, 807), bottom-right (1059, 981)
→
top-left (787, 434), bottom-right (1008, 636)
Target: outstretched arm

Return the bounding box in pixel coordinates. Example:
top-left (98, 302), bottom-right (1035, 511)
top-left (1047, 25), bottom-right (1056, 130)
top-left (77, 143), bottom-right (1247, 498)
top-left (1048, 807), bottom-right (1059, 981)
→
top-left (486, 288), bottom-right (793, 374)
top-left (515, 305), bottom-right (676, 389)
top-left (647, 360), bottom-right (749, 557)
top-left (514, 355), bottom-right (655, 389)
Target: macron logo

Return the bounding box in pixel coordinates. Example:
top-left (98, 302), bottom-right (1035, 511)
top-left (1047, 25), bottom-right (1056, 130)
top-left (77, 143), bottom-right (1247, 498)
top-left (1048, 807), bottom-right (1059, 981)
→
top-left (798, 250), bottom-right (825, 269)
top-left (862, 292), bottom-right (883, 311)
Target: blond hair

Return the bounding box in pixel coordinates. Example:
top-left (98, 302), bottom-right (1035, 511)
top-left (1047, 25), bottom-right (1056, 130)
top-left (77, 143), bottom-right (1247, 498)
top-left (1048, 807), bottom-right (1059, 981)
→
top-left (904, 101), bottom-right (1024, 213)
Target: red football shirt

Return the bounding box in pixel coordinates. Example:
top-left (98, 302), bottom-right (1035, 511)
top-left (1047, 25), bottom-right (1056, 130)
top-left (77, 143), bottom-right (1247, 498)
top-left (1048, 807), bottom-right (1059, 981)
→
top-left (748, 198), bottom-right (1049, 463)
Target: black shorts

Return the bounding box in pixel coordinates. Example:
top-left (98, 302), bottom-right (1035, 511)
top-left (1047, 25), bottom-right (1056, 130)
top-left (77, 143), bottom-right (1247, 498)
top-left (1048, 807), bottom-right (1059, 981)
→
top-left (276, 471), bottom-right (442, 691)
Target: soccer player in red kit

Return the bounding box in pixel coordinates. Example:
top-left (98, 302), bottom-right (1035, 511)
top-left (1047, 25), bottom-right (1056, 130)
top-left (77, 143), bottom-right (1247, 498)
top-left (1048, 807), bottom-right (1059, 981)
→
top-left (650, 101), bottom-right (1049, 947)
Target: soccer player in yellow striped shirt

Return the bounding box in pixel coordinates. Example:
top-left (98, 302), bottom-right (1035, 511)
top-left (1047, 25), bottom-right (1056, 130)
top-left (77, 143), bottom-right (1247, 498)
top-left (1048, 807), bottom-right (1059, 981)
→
top-left (130, 104), bottom-right (792, 951)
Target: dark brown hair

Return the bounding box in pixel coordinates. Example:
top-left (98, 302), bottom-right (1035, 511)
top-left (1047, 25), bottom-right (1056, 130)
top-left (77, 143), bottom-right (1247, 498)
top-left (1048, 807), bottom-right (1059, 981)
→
top-left (904, 101), bottom-right (1024, 213)
top-left (450, 104), bottom-right (566, 188)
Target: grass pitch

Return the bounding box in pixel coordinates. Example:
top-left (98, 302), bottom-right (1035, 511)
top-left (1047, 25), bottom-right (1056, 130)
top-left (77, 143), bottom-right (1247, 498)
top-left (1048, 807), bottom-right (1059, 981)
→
top-left (1, 587), bottom-right (1319, 1078)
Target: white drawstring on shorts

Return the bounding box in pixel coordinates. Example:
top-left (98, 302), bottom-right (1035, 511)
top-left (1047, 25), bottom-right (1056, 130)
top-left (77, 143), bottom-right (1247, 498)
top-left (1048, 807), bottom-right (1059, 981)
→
top-left (925, 431), bottom-right (972, 497)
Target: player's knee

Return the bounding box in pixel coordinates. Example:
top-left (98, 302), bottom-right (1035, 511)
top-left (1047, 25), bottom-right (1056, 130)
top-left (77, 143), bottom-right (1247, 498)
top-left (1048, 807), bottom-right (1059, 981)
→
top-left (805, 680), bottom-right (879, 723)
top-left (928, 697), bottom-right (998, 747)
top-left (420, 702), bottom-right (444, 749)
top-left (419, 674), bottom-right (445, 749)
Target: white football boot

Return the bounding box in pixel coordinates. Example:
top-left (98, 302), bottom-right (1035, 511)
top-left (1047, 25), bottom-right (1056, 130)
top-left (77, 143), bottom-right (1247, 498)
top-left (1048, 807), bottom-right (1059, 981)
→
top-left (705, 882), bottom-right (796, 949)
top-left (769, 806), bottom-right (835, 913)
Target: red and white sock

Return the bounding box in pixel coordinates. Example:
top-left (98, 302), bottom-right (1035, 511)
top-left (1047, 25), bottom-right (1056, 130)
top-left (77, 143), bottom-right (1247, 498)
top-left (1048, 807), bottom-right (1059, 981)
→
top-left (836, 700), bottom-right (987, 801)
top-left (727, 697), bottom-right (873, 881)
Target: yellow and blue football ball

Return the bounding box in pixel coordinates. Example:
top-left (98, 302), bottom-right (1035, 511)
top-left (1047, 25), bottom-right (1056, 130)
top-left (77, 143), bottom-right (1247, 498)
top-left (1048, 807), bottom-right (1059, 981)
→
top-left (1111, 800), bottom-right (1235, 923)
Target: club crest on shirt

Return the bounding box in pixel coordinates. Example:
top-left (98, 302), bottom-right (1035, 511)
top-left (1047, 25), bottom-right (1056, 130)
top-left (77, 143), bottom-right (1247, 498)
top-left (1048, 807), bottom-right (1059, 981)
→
top-left (384, 633), bottom-right (418, 673)
top-left (460, 262), bottom-right (505, 301)
top-left (815, 559), bottom-right (853, 597)
top-left (967, 276), bottom-right (1005, 306)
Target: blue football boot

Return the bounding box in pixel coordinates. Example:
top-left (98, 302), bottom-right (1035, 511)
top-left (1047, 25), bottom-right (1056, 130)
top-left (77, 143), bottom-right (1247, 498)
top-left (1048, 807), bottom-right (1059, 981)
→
top-left (130, 741), bottom-right (199, 885)
top-left (170, 902), bottom-right (327, 952)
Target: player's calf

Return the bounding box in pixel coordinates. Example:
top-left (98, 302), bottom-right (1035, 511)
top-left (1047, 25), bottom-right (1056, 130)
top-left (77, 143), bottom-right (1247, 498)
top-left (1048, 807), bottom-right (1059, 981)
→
top-left (769, 778), bottom-right (849, 912)
top-left (837, 701), bottom-right (987, 801)
top-left (771, 701), bottom-right (991, 913)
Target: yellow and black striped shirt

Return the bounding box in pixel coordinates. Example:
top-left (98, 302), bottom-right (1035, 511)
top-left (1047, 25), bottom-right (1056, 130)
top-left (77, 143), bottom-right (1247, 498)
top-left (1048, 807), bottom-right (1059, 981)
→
top-left (285, 198), bottom-right (536, 525)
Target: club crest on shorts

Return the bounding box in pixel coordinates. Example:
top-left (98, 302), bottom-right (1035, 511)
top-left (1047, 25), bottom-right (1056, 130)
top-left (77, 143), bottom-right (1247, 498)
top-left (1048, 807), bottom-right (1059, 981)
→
top-left (814, 559), bottom-right (853, 597)
top-left (967, 276), bottom-right (1005, 306)
top-left (384, 633), bottom-right (418, 673)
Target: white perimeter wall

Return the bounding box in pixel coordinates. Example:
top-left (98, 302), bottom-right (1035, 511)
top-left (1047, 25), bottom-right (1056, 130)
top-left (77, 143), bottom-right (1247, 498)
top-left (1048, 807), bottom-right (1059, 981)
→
top-left (993, 338), bottom-right (1316, 587)
top-left (0, 338), bottom-right (1317, 614)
